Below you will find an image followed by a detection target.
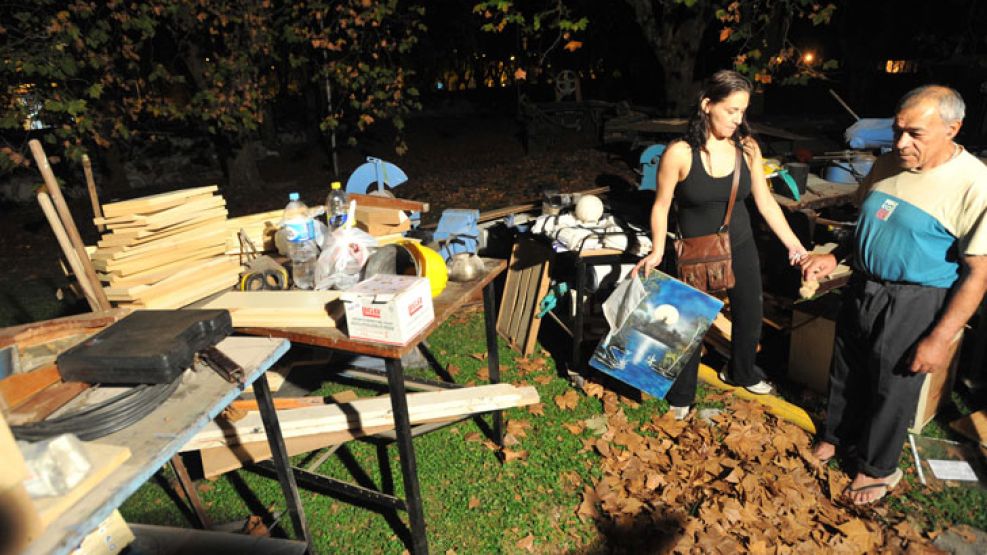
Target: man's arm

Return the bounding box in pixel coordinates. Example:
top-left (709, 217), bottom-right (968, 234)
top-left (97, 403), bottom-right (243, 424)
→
top-left (911, 255), bottom-right (987, 373)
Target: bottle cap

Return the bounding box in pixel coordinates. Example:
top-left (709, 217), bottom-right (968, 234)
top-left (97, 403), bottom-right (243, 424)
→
top-left (331, 181), bottom-right (342, 190)
top-left (289, 192), bottom-right (299, 201)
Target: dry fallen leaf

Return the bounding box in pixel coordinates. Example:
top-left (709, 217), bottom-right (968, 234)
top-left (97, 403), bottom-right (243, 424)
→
top-left (527, 403), bottom-right (545, 416)
top-left (445, 363), bottom-right (460, 377)
top-left (562, 421), bottom-right (585, 435)
top-left (464, 431), bottom-right (482, 443)
top-left (470, 352), bottom-right (487, 361)
top-left (554, 389), bottom-right (579, 411)
top-left (516, 534), bottom-right (535, 552)
top-left (468, 497), bottom-right (480, 509)
top-left (534, 375), bottom-right (552, 385)
top-left (503, 448), bottom-right (528, 462)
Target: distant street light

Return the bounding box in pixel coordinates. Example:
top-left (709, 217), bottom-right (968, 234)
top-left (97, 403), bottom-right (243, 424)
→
top-left (802, 52), bottom-right (815, 65)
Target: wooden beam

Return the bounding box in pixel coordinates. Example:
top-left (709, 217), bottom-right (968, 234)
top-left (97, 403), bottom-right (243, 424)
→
top-left (29, 140), bottom-right (111, 311)
top-left (0, 364), bottom-right (60, 413)
top-left (6, 382), bottom-right (91, 425)
top-left (182, 383), bottom-right (539, 451)
top-left (0, 309), bottom-right (128, 350)
top-left (82, 154), bottom-right (104, 233)
top-left (348, 193), bottom-right (429, 213)
top-left (37, 191), bottom-right (102, 311)
top-left (100, 185), bottom-right (219, 218)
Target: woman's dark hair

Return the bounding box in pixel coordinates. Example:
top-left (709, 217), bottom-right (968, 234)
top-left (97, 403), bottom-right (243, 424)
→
top-left (684, 70), bottom-right (754, 151)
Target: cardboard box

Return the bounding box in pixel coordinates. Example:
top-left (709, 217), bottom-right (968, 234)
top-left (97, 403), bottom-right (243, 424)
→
top-left (341, 275), bottom-right (434, 345)
top-left (788, 294), bottom-right (961, 434)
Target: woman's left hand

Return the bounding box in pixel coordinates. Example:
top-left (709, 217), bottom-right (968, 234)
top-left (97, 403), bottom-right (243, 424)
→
top-left (787, 245), bottom-right (808, 266)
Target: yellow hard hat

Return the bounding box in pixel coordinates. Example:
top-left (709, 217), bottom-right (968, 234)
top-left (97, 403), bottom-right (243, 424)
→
top-left (399, 240), bottom-right (448, 298)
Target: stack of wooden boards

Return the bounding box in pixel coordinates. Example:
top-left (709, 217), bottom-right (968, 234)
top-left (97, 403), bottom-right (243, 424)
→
top-left (91, 186), bottom-right (241, 309)
top-left (182, 382), bottom-right (539, 478)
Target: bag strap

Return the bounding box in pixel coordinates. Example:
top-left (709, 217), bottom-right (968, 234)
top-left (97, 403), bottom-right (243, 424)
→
top-left (719, 146), bottom-right (742, 232)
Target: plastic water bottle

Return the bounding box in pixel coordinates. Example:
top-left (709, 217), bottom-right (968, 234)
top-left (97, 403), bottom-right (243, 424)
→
top-left (283, 192), bottom-right (318, 289)
top-left (326, 181), bottom-right (348, 230)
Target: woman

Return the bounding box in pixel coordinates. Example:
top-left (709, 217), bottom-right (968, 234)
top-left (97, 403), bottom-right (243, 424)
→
top-left (633, 70), bottom-right (806, 419)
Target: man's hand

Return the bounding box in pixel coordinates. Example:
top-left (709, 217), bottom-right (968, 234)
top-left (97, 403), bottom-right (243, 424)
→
top-left (800, 253), bottom-right (837, 282)
top-left (633, 251), bottom-right (663, 278)
top-left (910, 335), bottom-right (950, 374)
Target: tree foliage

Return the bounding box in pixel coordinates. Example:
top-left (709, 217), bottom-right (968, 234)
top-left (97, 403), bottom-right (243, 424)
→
top-left (0, 1), bottom-right (423, 183)
top-left (474, 0), bottom-right (837, 113)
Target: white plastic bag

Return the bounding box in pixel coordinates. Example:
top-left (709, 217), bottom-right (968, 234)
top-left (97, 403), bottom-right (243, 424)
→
top-left (315, 227), bottom-right (378, 290)
top-left (18, 434), bottom-right (91, 498)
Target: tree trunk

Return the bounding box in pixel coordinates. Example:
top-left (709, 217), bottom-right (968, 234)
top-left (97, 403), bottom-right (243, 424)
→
top-left (225, 141), bottom-right (265, 191)
top-left (624, 0), bottom-right (711, 115)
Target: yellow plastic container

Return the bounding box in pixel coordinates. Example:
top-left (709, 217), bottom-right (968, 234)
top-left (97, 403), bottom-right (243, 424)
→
top-left (399, 240), bottom-right (448, 298)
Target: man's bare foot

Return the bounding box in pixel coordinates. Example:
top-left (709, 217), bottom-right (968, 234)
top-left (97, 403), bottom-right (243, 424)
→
top-left (811, 441), bottom-right (836, 464)
top-left (846, 469), bottom-right (903, 505)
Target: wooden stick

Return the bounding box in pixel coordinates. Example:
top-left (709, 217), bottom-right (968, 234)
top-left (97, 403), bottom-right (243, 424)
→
top-left (348, 192), bottom-right (429, 213)
top-left (29, 140), bottom-right (111, 311)
top-left (37, 191), bottom-right (101, 311)
top-left (82, 154), bottom-right (105, 233)
top-left (0, 364), bottom-right (61, 411)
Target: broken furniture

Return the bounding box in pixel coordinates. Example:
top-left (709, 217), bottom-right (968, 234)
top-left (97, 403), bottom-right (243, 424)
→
top-left (234, 257), bottom-right (507, 555)
top-left (16, 336), bottom-right (307, 555)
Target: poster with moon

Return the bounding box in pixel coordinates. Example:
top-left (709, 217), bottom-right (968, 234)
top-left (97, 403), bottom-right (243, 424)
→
top-left (589, 271), bottom-right (724, 399)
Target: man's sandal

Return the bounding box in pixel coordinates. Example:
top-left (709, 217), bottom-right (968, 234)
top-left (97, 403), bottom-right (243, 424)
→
top-left (846, 468), bottom-right (904, 505)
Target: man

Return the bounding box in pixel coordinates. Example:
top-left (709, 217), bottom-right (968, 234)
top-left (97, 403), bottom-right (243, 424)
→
top-left (801, 85), bottom-right (987, 505)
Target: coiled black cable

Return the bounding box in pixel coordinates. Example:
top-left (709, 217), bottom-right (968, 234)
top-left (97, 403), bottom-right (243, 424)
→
top-left (10, 377), bottom-right (181, 442)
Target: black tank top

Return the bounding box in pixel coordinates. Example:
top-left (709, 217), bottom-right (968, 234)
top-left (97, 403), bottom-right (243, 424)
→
top-left (674, 146), bottom-right (753, 245)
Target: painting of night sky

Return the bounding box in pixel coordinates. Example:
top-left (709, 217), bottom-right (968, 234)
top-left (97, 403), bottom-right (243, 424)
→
top-left (589, 271), bottom-right (724, 399)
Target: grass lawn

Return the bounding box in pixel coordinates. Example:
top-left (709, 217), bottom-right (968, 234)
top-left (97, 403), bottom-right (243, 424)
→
top-left (102, 307), bottom-right (987, 552)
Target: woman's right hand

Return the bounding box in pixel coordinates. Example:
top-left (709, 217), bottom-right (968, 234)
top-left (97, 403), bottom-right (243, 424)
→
top-left (633, 251), bottom-right (663, 278)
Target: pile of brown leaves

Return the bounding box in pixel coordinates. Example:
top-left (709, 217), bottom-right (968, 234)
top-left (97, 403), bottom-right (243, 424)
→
top-left (572, 384), bottom-right (933, 554)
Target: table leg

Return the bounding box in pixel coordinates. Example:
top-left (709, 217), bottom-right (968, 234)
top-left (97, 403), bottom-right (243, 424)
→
top-left (483, 280), bottom-right (503, 448)
top-left (385, 357), bottom-right (429, 555)
top-left (254, 373), bottom-right (311, 546)
top-left (169, 455), bottom-right (213, 530)
top-left (572, 257), bottom-right (587, 373)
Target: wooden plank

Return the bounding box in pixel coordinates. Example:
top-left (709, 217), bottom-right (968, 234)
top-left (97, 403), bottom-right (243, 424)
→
top-left (349, 192), bottom-right (429, 213)
top-left (97, 216), bottom-right (225, 250)
top-left (0, 364), bottom-right (61, 411)
top-left (95, 243), bottom-right (227, 276)
top-left (99, 250), bottom-right (222, 287)
top-left (6, 382), bottom-right (91, 426)
top-left (1, 413), bottom-right (29, 489)
top-left (496, 243), bottom-right (522, 341)
top-left (199, 290), bottom-right (343, 328)
top-left (37, 192), bottom-right (103, 311)
top-left (29, 140), bottom-right (112, 312)
top-left (135, 270), bottom-right (236, 309)
top-left (95, 226), bottom-right (227, 262)
top-left (0, 309), bottom-right (128, 351)
top-left (521, 253), bottom-right (552, 355)
top-left (200, 422), bottom-right (397, 479)
top-left (230, 396), bottom-right (331, 413)
top-left (33, 442), bottom-right (131, 528)
top-left (182, 383), bottom-right (540, 451)
top-left (100, 186), bottom-right (219, 218)
top-left (111, 258), bottom-right (240, 305)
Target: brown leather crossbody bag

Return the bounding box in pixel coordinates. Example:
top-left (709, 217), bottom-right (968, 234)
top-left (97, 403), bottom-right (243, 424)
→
top-left (673, 147), bottom-right (741, 294)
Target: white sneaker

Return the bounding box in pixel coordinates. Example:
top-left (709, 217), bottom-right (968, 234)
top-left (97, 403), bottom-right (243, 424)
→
top-left (669, 405), bottom-right (690, 420)
top-left (719, 370), bottom-right (774, 395)
top-left (744, 381), bottom-right (775, 395)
